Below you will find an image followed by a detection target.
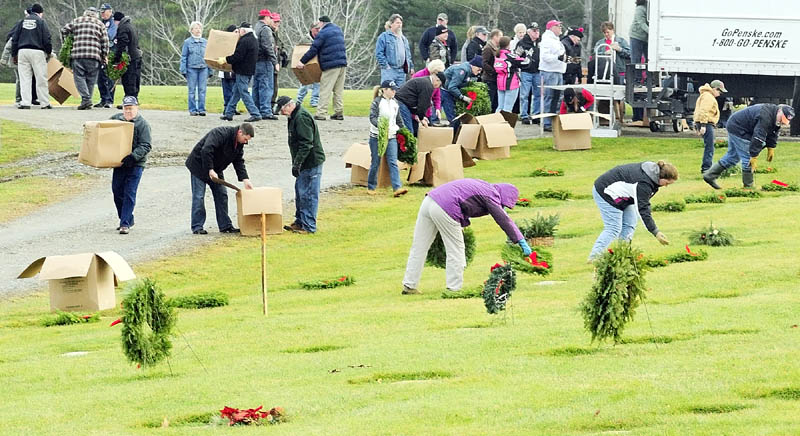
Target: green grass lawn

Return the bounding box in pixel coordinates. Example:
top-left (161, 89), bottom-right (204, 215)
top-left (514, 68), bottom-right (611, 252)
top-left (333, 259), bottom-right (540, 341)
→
top-left (0, 82), bottom-right (375, 116)
top-left (2, 136), bottom-right (800, 434)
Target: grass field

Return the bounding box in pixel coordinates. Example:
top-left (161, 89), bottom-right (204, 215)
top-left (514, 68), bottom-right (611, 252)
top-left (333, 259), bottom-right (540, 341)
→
top-left (2, 134), bottom-right (799, 435)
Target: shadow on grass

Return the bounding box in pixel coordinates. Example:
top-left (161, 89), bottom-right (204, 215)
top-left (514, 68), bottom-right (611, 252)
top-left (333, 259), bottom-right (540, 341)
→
top-left (618, 332), bottom-right (696, 345)
top-left (747, 387), bottom-right (800, 401)
top-left (573, 415), bottom-right (650, 432)
top-left (545, 346), bottom-right (602, 356)
top-left (683, 403), bottom-right (753, 414)
top-left (347, 370), bottom-right (453, 385)
top-left (702, 328), bottom-right (759, 336)
top-left (142, 412), bottom-right (215, 428)
top-left (283, 345), bottom-right (347, 354)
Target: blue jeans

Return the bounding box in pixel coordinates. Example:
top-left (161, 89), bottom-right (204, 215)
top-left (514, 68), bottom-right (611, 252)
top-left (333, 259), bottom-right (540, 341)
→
top-left (297, 82), bottom-right (320, 106)
top-left (294, 164), bottom-right (323, 233)
top-left (496, 88), bottom-right (519, 112)
top-left (718, 133), bottom-right (752, 171)
top-left (700, 123), bottom-right (715, 172)
top-left (251, 61), bottom-right (274, 116)
top-left (441, 90), bottom-right (457, 122)
top-left (224, 74), bottom-right (260, 118)
top-left (221, 78), bottom-right (235, 109)
top-left (368, 135), bottom-right (402, 190)
top-left (519, 71), bottom-right (541, 118)
top-left (96, 65), bottom-right (115, 104)
top-left (588, 186), bottom-right (638, 260)
top-left (541, 71), bottom-right (563, 127)
top-left (112, 166), bottom-right (144, 228)
top-left (630, 37), bottom-right (648, 121)
top-left (398, 102), bottom-right (418, 135)
top-left (186, 67), bottom-right (208, 114)
top-left (190, 173), bottom-right (233, 231)
top-left (380, 67), bottom-right (407, 87)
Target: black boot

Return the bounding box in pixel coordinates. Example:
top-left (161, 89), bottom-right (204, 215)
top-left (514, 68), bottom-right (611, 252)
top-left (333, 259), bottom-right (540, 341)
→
top-left (742, 169), bottom-right (754, 188)
top-left (702, 162), bottom-right (726, 190)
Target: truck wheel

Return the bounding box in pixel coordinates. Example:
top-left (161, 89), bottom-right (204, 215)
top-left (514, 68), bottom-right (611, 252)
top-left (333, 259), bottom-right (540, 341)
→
top-left (649, 121), bottom-right (660, 133)
top-left (672, 120), bottom-right (684, 133)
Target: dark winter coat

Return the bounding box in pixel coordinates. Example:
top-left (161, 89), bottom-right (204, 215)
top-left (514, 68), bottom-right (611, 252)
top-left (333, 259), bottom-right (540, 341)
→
top-left (726, 103), bottom-right (782, 157)
top-left (185, 126), bottom-right (249, 182)
top-left (11, 13), bottom-right (52, 56)
top-left (254, 20), bottom-right (277, 64)
top-left (514, 34), bottom-right (539, 74)
top-left (594, 162), bottom-right (662, 235)
top-left (561, 36), bottom-right (582, 84)
top-left (300, 22), bottom-right (347, 71)
top-left (225, 31), bottom-right (258, 77)
top-left (419, 25), bottom-right (458, 61)
top-left (287, 104), bottom-right (326, 171)
top-left (113, 16), bottom-right (140, 62)
top-left (111, 113), bottom-right (151, 167)
top-left (444, 62), bottom-right (477, 100)
top-left (395, 76), bottom-right (435, 120)
top-left (465, 36), bottom-right (485, 64)
top-left (428, 38), bottom-right (451, 68)
top-left (481, 41), bottom-right (498, 82)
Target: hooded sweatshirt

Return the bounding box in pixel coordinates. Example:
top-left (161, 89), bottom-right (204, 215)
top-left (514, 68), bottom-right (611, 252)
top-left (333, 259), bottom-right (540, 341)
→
top-left (594, 162), bottom-right (661, 235)
top-left (693, 84), bottom-right (721, 125)
top-left (428, 178), bottom-right (524, 243)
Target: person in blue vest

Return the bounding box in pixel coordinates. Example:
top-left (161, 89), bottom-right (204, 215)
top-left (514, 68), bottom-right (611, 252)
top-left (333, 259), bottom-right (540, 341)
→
top-left (295, 16), bottom-right (347, 121)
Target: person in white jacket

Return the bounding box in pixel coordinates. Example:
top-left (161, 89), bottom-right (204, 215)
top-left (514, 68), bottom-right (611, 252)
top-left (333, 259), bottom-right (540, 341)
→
top-left (367, 80), bottom-right (408, 197)
top-left (539, 20), bottom-right (566, 131)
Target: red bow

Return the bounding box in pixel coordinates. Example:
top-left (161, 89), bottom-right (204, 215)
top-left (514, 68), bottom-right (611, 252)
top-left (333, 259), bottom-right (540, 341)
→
top-left (337, 276), bottom-right (347, 282)
top-left (466, 91), bottom-right (477, 110)
top-left (396, 133), bottom-right (407, 152)
top-left (607, 248), bottom-right (614, 254)
top-left (490, 263), bottom-right (503, 272)
top-left (772, 179), bottom-right (788, 187)
top-left (525, 252), bottom-right (550, 269)
top-left (115, 62), bottom-right (125, 71)
top-left (109, 318), bottom-right (122, 327)
top-left (685, 244), bottom-right (698, 257)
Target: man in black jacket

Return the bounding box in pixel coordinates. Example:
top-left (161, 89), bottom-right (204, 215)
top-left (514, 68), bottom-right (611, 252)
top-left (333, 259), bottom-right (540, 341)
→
top-left (561, 27), bottom-right (583, 85)
top-left (515, 23), bottom-right (541, 124)
top-left (219, 23), bottom-right (261, 122)
top-left (418, 13), bottom-right (457, 62)
top-left (112, 12), bottom-right (141, 104)
top-left (465, 26), bottom-right (487, 66)
top-left (185, 123), bottom-right (255, 234)
top-left (395, 72), bottom-right (444, 135)
top-left (11, 3), bottom-right (51, 109)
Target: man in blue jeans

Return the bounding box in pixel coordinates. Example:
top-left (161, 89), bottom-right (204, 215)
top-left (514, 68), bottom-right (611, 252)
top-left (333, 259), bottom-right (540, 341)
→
top-left (275, 96), bottom-right (326, 234)
top-left (185, 123), bottom-right (255, 234)
top-left (252, 10), bottom-right (278, 120)
top-left (515, 22), bottom-right (541, 124)
top-left (218, 23), bottom-right (261, 122)
top-left (94, 3), bottom-right (116, 108)
top-left (110, 96), bottom-right (151, 234)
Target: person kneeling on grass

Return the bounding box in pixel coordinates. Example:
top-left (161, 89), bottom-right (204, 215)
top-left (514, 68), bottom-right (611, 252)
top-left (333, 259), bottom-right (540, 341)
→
top-left (588, 161), bottom-right (678, 261)
top-left (185, 123), bottom-right (255, 235)
top-left (274, 95), bottom-right (326, 234)
top-left (111, 96), bottom-right (151, 235)
top-left (401, 178), bottom-right (531, 295)
top-left (367, 80), bottom-right (407, 198)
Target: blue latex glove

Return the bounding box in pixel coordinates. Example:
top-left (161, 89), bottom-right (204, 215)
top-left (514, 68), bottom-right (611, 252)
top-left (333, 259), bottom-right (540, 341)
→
top-left (518, 239), bottom-right (532, 256)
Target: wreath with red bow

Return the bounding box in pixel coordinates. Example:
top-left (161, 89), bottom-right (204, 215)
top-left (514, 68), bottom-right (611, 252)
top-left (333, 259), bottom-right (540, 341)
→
top-left (483, 263), bottom-right (517, 314)
top-left (396, 127), bottom-right (418, 165)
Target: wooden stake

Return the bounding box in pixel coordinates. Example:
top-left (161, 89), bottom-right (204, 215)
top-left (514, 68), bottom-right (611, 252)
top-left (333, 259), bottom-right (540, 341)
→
top-left (260, 212), bottom-right (268, 316)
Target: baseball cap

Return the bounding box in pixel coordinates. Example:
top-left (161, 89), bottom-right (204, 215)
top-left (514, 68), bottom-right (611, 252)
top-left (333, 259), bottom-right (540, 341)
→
top-left (258, 8), bottom-right (271, 17)
top-left (435, 24), bottom-right (448, 35)
top-left (709, 80), bottom-right (728, 93)
top-left (528, 22), bottom-right (540, 30)
top-left (122, 96), bottom-right (138, 106)
top-left (100, 3), bottom-right (112, 10)
top-left (381, 80), bottom-right (399, 90)
top-left (779, 104), bottom-right (795, 120)
top-left (274, 96), bottom-right (293, 113)
top-left (475, 26), bottom-right (488, 35)
top-left (437, 13), bottom-right (448, 21)
top-left (271, 12), bottom-right (281, 22)
top-left (546, 20), bottom-right (562, 30)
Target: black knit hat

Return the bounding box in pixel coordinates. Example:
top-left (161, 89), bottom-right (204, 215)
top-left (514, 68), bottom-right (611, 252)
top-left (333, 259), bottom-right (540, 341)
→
top-left (31, 4), bottom-right (43, 13)
top-left (436, 72), bottom-right (446, 87)
top-left (435, 24), bottom-right (448, 35)
top-left (239, 22), bottom-right (251, 28)
top-left (113, 11), bottom-right (124, 20)
top-left (567, 27), bottom-right (584, 38)
top-left (319, 15), bottom-right (331, 23)
top-left (225, 24), bottom-right (237, 32)
top-left (563, 87), bottom-right (576, 102)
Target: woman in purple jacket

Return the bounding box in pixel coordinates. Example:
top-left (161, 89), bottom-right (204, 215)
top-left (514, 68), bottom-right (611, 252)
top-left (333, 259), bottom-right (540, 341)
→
top-left (402, 178), bottom-right (531, 294)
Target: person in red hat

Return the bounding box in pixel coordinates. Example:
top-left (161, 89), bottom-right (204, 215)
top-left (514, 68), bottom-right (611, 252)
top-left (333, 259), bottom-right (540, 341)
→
top-left (269, 12), bottom-right (288, 108)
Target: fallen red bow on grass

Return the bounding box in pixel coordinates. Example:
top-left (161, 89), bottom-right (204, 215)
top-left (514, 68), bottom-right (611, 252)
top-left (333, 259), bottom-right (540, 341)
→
top-left (525, 252), bottom-right (550, 269)
top-left (109, 318), bottom-right (121, 327)
top-left (772, 179), bottom-right (789, 187)
top-left (466, 91), bottom-right (477, 110)
top-left (685, 244), bottom-right (699, 256)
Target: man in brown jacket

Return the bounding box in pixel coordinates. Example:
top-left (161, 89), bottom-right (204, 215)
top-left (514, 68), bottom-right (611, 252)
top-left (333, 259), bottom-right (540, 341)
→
top-left (481, 29), bottom-right (502, 112)
top-left (693, 80), bottom-right (727, 173)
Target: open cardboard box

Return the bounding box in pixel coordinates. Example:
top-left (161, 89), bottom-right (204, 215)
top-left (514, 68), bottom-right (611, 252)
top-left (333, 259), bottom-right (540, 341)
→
top-left (46, 57), bottom-right (80, 105)
top-left (79, 120), bottom-right (134, 168)
top-left (407, 143), bottom-right (474, 187)
top-left (455, 111), bottom-right (517, 160)
top-left (553, 112), bottom-right (594, 151)
top-left (236, 187), bottom-right (283, 236)
top-left (416, 125), bottom-right (455, 152)
top-left (204, 29), bottom-right (239, 72)
top-left (342, 142), bottom-right (409, 188)
top-left (18, 251), bottom-right (136, 312)
top-left (291, 44), bottom-right (322, 85)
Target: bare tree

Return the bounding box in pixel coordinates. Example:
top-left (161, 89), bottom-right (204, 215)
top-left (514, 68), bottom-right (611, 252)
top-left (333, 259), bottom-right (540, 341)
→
top-left (282, 0), bottom-right (380, 89)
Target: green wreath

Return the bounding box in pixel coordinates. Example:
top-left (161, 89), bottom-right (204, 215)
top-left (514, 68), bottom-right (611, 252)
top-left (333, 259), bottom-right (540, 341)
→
top-left (426, 227), bottom-right (476, 269)
top-left (58, 35), bottom-right (73, 67)
top-left (377, 116), bottom-right (389, 156)
top-left (107, 52), bottom-right (131, 82)
top-left (121, 278), bottom-right (175, 367)
top-left (483, 263), bottom-right (516, 314)
top-left (455, 81), bottom-right (491, 116)
top-left (396, 127), bottom-right (418, 165)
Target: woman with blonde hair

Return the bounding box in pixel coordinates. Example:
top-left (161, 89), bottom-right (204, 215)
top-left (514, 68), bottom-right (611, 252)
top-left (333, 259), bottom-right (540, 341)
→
top-left (411, 59), bottom-right (445, 125)
top-left (588, 161), bottom-right (678, 260)
top-left (367, 80), bottom-right (407, 197)
top-left (461, 25), bottom-right (477, 62)
top-left (179, 21), bottom-right (211, 116)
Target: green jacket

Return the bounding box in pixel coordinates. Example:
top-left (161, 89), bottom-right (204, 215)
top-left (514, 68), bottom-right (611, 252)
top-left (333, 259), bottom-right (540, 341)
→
top-left (111, 112), bottom-right (152, 167)
top-left (287, 105), bottom-right (325, 171)
top-left (629, 5), bottom-right (649, 42)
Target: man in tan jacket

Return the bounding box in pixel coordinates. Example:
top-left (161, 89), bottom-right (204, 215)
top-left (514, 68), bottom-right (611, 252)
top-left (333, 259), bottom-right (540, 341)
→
top-left (694, 79), bottom-right (727, 173)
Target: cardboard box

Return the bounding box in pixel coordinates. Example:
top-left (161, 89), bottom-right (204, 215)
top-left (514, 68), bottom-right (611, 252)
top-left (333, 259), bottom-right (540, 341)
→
top-left (236, 187), bottom-right (283, 236)
top-left (455, 111), bottom-right (517, 160)
top-left (553, 113), bottom-right (593, 151)
top-left (204, 29), bottom-right (239, 72)
top-left (79, 120), bottom-right (134, 168)
top-left (291, 44), bottom-right (322, 85)
top-left (407, 144), bottom-right (474, 187)
top-left (46, 57), bottom-right (80, 105)
top-left (342, 142), bottom-right (399, 188)
top-left (416, 125), bottom-right (455, 152)
top-left (18, 251), bottom-right (136, 312)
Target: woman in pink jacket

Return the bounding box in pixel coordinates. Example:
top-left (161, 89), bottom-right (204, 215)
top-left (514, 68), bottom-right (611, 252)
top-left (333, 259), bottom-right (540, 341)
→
top-left (412, 59), bottom-right (445, 124)
top-left (494, 36), bottom-right (524, 112)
